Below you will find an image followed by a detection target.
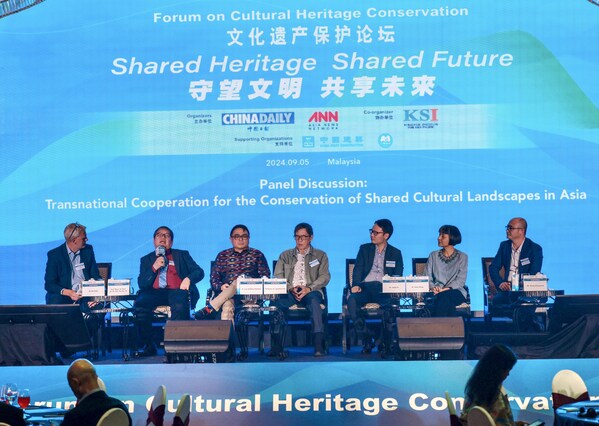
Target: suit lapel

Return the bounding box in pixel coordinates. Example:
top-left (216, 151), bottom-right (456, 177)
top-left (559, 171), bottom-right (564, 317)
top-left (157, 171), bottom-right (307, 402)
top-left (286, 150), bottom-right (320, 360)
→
top-left (520, 238), bottom-right (530, 258)
top-left (171, 249), bottom-right (182, 277)
top-left (367, 244), bottom-right (375, 271)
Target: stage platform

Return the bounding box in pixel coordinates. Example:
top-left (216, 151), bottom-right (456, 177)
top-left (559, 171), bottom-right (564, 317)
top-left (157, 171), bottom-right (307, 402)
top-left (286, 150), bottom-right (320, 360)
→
top-left (3, 316), bottom-right (598, 425)
top-left (0, 315), bottom-right (599, 426)
top-left (82, 313), bottom-right (599, 364)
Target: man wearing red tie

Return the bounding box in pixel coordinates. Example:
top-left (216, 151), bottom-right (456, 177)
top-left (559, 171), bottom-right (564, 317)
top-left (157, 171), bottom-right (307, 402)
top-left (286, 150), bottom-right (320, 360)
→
top-left (134, 226), bottom-right (204, 357)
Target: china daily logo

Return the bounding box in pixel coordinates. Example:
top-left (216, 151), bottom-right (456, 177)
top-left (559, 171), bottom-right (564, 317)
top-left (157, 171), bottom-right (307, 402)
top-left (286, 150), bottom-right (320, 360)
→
top-left (222, 112), bottom-right (295, 125)
top-left (403, 108), bottom-right (439, 129)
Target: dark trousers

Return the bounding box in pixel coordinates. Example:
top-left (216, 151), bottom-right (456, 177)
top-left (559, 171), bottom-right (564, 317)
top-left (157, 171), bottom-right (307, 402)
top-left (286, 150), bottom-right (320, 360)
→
top-left (493, 291), bottom-right (545, 331)
top-left (274, 291), bottom-right (325, 334)
top-left (134, 289), bottom-right (190, 347)
top-left (45, 294), bottom-right (103, 351)
top-left (430, 289), bottom-right (466, 317)
top-left (347, 281), bottom-right (391, 322)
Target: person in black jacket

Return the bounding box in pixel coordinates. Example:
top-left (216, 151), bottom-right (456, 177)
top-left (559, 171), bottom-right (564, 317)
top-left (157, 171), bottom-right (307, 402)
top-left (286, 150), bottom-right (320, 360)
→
top-left (44, 222), bottom-right (102, 304)
top-left (348, 219), bottom-right (404, 353)
top-left (134, 226), bottom-right (205, 357)
top-left (0, 402), bottom-right (26, 426)
top-left (62, 358), bottom-right (131, 426)
top-left (489, 217), bottom-right (544, 331)
top-left (44, 222), bottom-right (103, 357)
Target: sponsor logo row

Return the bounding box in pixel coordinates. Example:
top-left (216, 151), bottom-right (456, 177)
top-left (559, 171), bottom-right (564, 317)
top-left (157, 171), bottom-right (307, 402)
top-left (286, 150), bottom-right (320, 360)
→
top-left (217, 108), bottom-right (440, 127)
top-left (188, 108), bottom-right (442, 149)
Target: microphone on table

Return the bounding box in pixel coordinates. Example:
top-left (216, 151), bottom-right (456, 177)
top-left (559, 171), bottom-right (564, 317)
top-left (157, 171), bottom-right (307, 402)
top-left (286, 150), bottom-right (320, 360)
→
top-left (155, 245), bottom-right (168, 270)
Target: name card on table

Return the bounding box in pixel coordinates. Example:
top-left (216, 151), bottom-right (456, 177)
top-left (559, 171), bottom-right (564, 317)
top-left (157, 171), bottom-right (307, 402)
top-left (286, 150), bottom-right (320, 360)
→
top-left (382, 276), bottom-right (406, 293)
top-left (107, 279), bottom-right (131, 296)
top-left (237, 278), bottom-right (263, 295)
top-left (81, 279), bottom-right (105, 296)
top-left (263, 278), bottom-right (287, 295)
top-left (522, 273), bottom-right (548, 292)
top-left (405, 276), bottom-right (430, 293)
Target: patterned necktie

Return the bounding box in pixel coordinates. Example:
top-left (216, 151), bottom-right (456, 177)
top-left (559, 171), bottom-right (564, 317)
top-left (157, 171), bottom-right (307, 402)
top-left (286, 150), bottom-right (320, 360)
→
top-left (71, 252), bottom-right (84, 293)
top-left (159, 263), bottom-right (167, 288)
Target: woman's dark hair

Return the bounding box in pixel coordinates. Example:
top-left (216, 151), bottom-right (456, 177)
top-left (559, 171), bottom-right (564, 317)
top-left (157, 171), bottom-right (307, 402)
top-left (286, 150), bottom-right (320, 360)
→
top-left (439, 224), bottom-right (462, 246)
top-left (464, 344), bottom-right (517, 408)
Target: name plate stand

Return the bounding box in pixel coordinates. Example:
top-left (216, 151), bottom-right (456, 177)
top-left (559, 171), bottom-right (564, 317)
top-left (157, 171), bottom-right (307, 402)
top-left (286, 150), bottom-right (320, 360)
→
top-left (381, 276), bottom-right (432, 311)
top-left (405, 276), bottom-right (430, 294)
top-left (107, 279), bottom-right (131, 296)
top-left (522, 274), bottom-right (549, 292)
top-left (234, 277), bottom-right (287, 360)
top-left (237, 278), bottom-right (264, 303)
top-left (82, 279), bottom-right (132, 297)
top-left (382, 276), bottom-right (430, 295)
top-left (237, 277), bottom-right (288, 303)
top-left (81, 279), bottom-right (105, 297)
top-left (81, 279), bottom-right (134, 361)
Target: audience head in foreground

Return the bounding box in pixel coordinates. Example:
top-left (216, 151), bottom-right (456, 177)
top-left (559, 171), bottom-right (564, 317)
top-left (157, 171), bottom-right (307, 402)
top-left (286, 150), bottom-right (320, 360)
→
top-left (62, 358), bottom-right (131, 426)
top-left (460, 344), bottom-right (528, 426)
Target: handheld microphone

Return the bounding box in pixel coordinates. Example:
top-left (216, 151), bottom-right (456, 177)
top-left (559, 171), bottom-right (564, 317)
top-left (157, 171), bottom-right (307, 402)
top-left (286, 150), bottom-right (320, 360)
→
top-left (155, 246), bottom-right (168, 269)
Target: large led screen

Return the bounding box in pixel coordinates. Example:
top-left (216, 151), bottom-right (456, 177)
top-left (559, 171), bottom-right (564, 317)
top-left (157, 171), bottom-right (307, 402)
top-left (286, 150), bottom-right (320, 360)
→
top-left (1, 1), bottom-right (598, 311)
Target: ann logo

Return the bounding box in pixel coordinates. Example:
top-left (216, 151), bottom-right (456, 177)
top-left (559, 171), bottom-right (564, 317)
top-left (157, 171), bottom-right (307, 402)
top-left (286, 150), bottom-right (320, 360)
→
top-left (308, 111), bottom-right (339, 123)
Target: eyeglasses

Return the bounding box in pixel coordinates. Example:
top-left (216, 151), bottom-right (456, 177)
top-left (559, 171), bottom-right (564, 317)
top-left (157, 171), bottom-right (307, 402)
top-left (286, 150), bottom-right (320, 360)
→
top-left (67, 223), bottom-right (80, 240)
top-left (369, 229), bottom-right (384, 236)
top-left (294, 235), bottom-right (311, 241)
top-left (155, 232), bottom-right (172, 239)
top-left (232, 234), bottom-right (249, 240)
top-left (505, 226), bottom-right (523, 231)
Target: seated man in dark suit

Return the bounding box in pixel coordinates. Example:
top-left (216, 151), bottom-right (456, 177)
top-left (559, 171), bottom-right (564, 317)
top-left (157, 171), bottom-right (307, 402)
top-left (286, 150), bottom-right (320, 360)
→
top-left (134, 226), bottom-right (204, 357)
top-left (44, 222), bottom-right (103, 356)
top-left (0, 402), bottom-right (26, 426)
top-left (348, 219), bottom-right (404, 353)
top-left (44, 222), bottom-right (102, 305)
top-left (489, 217), bottom-right (544, 330)
top-left (62, 358), bottom-right (131, 426)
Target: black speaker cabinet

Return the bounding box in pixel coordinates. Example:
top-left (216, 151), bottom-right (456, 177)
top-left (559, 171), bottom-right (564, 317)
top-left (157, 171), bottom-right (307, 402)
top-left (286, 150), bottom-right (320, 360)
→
top-left (163, 320), bottom-right (235, 363)
top-left (396, 317), bottom-right (465, 351)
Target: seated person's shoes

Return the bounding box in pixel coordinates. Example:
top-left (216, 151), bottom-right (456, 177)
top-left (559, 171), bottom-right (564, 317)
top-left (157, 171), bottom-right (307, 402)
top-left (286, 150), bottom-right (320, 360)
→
top-left (314, 333), bottom-right (325, 357)
top-left (135, 344), bottom-right (157, 358)
top-left (267, 346), bottom-right (284, 357)
top-left (194, 306), bottom-right (216, 320)
top-left (267, 345), bottom-right (288, 359)
top-left (361, 339), bottom-right (374, 354)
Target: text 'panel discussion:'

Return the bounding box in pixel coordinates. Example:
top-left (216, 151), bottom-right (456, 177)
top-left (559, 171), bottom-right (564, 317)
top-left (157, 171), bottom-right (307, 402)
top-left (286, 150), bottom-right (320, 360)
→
top-left (1, 0), bottom-right (598, 425)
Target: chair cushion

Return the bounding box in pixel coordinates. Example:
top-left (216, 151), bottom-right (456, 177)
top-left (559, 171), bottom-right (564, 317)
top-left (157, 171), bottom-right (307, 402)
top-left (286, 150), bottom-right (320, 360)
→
top-left (289, 304), bottom-right (326, 310)
top-left (154, 306), bottom-right (171, 318)
top-left (363, 303), bottom-right (381, 309)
